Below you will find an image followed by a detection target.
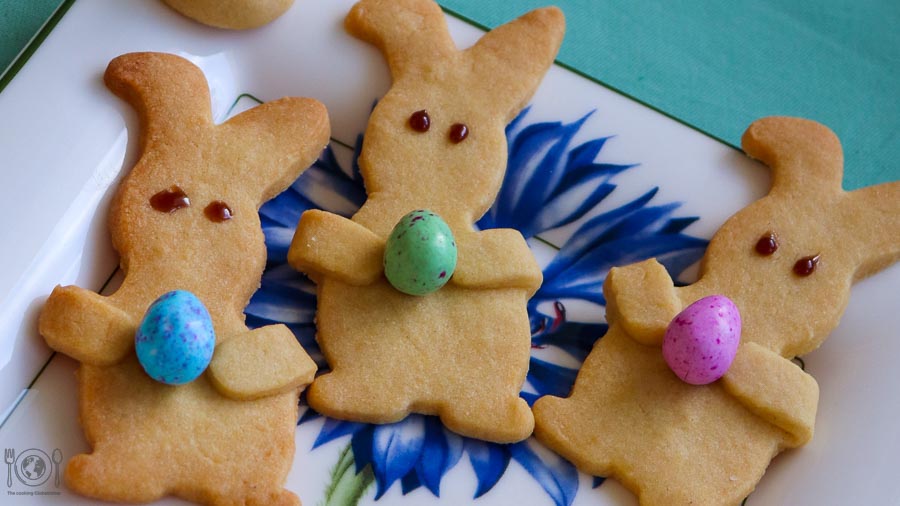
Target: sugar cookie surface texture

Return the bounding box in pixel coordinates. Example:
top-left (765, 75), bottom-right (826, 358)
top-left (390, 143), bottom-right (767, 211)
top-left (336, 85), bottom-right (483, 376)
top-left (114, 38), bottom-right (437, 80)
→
top-left (38, 52), bottom-right (329, 506)
top-left (533, 117), bottom-right (900, 506)
top-left (288, 0), bottom-right (564, 444)
top-left (162, 0), bottom-right (294, 29)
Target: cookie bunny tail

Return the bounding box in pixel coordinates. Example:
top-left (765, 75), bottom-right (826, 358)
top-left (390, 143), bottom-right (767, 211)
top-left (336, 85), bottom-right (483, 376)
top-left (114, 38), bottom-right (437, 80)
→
top-left (840, 180), bottom-right (900, 280)
top-left (741, 116), bottom-right (844, 197)
top-left (104, 52), bottom-right (213, 150)
top-left (463, 6), bottom-right (565, 122)
top-left (345, 0), bottom-right (456, 81)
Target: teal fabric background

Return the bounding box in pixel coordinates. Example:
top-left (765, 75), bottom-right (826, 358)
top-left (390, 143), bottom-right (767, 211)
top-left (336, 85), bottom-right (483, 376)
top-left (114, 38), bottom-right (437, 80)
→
top-left (441, 0), bottom-right (899, 189)
top-left (0, 0), bottom-right (63, 72)
top-left (1, 1), bottom-right (897, 188)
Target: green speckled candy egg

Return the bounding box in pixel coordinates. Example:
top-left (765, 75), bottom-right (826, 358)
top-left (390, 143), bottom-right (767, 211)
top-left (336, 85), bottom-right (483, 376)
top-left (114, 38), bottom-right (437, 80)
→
top-left (384, 210), bottom-right (457, 296)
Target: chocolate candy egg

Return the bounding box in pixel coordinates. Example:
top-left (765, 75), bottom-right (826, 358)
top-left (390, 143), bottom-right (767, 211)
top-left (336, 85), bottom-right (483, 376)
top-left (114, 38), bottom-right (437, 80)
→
top-left (384, 210), bottom-right (457, 296)
top-left (662, 295), bottom-right (741, 385)
top-left (135, 290), bottom-right (215, 385)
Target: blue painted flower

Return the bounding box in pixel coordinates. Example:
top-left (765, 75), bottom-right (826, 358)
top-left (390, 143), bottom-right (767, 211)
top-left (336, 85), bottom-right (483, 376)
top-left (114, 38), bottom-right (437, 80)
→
top-left (530, 187), bottom-right (708, 310)
top-left (245, 107), bottom-right (707, 505)
top-left (478, 108), bottom-right (635, 238)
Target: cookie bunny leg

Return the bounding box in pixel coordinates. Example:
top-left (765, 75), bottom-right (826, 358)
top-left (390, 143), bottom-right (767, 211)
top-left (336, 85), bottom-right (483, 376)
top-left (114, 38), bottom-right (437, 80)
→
top-left (308, 369), bottom-right (412, 422)
top-left (243, 490), bottom-right (300, 506)
top-left (533, 331), bottom-right (626, 480)
top-left (532, 395), bottom-right (603, 468)
top-left (66, 451), bottom-right (167, 503)
top-left (435, 292), bottom-right (535, 442)
top-left (212, 485), bottom-right (300, 506)
top-left (440, 393), bottom-right (533, 444)
top-left (69, 451), bottom-right (301, 506)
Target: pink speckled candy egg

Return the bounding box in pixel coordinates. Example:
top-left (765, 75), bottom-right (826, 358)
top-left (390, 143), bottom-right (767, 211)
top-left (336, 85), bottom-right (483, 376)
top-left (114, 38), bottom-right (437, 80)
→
top-left (662, 295), bottom-right (741, 385)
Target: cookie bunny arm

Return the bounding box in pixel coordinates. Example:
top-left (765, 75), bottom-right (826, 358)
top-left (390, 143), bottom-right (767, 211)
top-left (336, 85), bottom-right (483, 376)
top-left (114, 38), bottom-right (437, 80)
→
top-left (219, 97), bottom-right (331, 204)
top-left (722, 342), bottom-right (819, 446)
top-left (603, 259), bottom-right (681, 346)
top-left (39, 286), bottom-right (136, 366)
top-left (451, 229), bottom-right (542, 295)
top-left (288, 210), bottom-right (385, 285)
top-left (208, 324), bottom-right (317, 400)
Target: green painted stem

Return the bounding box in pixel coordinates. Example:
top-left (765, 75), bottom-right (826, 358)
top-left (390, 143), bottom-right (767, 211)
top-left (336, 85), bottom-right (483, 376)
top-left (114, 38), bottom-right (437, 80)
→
top-left (319, 444), bottom-right (375, 506)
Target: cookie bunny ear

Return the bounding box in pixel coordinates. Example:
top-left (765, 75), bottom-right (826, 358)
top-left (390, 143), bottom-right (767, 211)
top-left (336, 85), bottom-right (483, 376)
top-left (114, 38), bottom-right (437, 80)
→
top-left (464, 6), bottom-right (565, 121)
top-left (741, 117), bottom-right (844, 197)
top-left (104, 52), bottom-right (213, 148)
top-left (839, 180), bottom-right (900, 280)
top-left (219, 97), bottom-right (331, 203)
top-left (345, 0), bottom-right (456, 81)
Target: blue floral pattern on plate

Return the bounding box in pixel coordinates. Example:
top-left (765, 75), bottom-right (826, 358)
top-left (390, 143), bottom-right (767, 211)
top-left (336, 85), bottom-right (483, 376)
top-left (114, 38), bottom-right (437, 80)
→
top-left (245, 107), bottom-right (707, 506)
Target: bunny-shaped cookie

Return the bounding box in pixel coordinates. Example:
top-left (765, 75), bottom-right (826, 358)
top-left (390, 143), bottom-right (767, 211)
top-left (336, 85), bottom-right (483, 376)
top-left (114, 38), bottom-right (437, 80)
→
top-left (38, 53), bottom-right (329, 505)
top-left (533, 117), bottom-right (900, 505)
top-left (288, 0), bottom-right (564, 443)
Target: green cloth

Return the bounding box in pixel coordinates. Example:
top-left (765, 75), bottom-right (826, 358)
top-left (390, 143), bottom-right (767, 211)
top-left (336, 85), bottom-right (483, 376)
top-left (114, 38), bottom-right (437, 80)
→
top-left (440, 0), bottom-right (900, 189)
top-left (1, 0), bottom-right (897, 188)
top-left (0, 0), bottom-right (63, 74)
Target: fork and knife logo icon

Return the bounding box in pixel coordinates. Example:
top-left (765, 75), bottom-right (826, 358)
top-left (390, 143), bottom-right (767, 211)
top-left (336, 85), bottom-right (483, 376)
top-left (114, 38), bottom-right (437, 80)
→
top-left (4, 448), bottom-right (62, 488)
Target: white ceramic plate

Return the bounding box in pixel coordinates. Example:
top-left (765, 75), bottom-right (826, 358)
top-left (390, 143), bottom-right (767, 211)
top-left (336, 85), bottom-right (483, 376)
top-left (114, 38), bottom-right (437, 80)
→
top-left (0, 1), bottom-right (897, 505)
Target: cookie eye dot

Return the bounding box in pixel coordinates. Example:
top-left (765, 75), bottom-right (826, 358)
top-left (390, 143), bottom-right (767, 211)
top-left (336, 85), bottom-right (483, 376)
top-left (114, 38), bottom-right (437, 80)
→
top-left (150, 186), bottom-right (190, 213)
top-left (755, 232), bottom-right (778, 256)
top-left (408, 110), bottom-right (431, 132)
top-left (449, 123), bottom-right (469, 143)
top-left (793, 254), bottom-right (820, 277)
top-left (204, 201), bottom-right (233, 222)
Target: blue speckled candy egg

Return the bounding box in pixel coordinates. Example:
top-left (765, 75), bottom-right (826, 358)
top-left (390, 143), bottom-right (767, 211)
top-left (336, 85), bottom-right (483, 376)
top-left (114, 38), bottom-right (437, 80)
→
top-left (135, 290), bottom-right (215, 385)
top-left (384, 210), bottom-right (457, 296)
